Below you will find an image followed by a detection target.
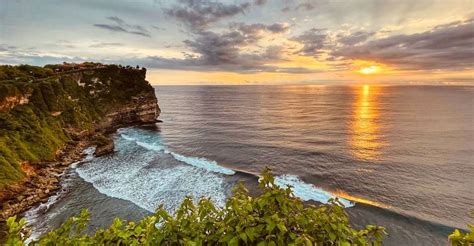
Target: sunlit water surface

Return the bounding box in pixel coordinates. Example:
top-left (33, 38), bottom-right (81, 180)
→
top-left (25, 85), bottom-right (474, 245)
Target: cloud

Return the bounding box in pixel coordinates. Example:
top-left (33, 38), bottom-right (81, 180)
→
top-left (291, 28), bottom-right (328, 57)
top-left (151, 25), bottom-right (165, 31)
top-left (230, 22), bottom-right (290, 37)
top-left (254, 0), bottom-right (267, 6)
top-left (281, 6), bottom-right (291, 12)
top-left (89, 42), bottom-right (124, 48)
top-left (0, 50), bottom-right (85, 66)
top-left (184, 30), bottom-right (248, 65)
top-left (127, 55), bottom-right (317, 73)
top-left (94, 16), bottom-right (151, 37)
top-left (116, 26), bottom-right (318, 73)
top-left (178, 21), bottom-right (291, 66)
top-left (337, 31), bottom-right (375, 45)
top-left (295, 2), bottom-right (315, 11)
top-left (165, 0), bottom-right (251, 30)
top-left (267, 23), bottom-right (291, 33)
top-left (0, 44), bottom-right (17, 52)
top-left (331, 17), bottom-right (474, 70)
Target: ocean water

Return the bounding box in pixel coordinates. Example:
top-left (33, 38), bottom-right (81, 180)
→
top-left (24, 85), bottom-right (474, 245)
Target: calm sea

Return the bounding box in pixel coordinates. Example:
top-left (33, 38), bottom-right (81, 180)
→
top-left (24, 85), bottom-right (474, 245)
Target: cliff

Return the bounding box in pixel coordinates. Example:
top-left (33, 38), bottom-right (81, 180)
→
top-left (0, 63), bottom-right (160, 191)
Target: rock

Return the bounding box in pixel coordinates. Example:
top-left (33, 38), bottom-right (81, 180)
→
top-left (0, 64), bottom-right (162, 220)
top-left (94, 136), bottom-right (115, 157)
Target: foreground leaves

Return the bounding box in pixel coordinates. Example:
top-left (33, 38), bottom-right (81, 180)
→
top-left (7, 170), bottom-right (388, 245)
top-left (449, 212), bottom-right (474, 246)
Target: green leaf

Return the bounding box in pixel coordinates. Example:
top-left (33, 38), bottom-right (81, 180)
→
top-left (229, 236), bottom-right (239, 246)
top-left (277, 223), bottom-right (287, 233)
top-left (257, 241), bottom-right (266, 246)
top-left (240, 232), bottom-right (248, 242)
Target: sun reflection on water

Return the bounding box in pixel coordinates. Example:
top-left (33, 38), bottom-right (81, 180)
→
top-left (349, 85), bottom-right (384, 161)
top-left (333, 189), bottom-right (390, 208)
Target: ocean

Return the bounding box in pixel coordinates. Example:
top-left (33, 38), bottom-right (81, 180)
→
top-left (24, 85), bottom-right (474, 245)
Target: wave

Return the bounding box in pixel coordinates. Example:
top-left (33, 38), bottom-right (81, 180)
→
top-left (117, 128), bottom-right (356, 207)
top-left (23, 169), bottom-right (79, 243)
top-left (75, 145), bottom-right (230, 213)
top-left (75, 128), bottom-right (369, 215)
top-left (76, 162), bottom-right (229, 213)
top-left (169, 152), bottom-right (235, 175)
top-left (118, 129), bottom-right (356, 207)
top-left (75, 132), bottom-right (457, 234)
top-left (118, 130), bottom-right (234, 175)
top-left (274, 175), bottom-right (354, 208)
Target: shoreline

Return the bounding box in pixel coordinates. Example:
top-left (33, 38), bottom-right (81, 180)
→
top-left (0, 138), bottom-right (95, 243)
top-left (0, 139), bottom-right (93, 221)
top-left (0, 122), bottom-right (160, 242)
top-left (0, 120), bottom-right (160, 222)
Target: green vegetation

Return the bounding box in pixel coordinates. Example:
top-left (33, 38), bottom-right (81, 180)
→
top-left (0, 65), bottom-right (54, 82)
top-left (449, 212), bottom-right (474, 246)
top-left (0, 63), bottom-right (154, 188)
top-left (6, 170), bottom-right (387, 245)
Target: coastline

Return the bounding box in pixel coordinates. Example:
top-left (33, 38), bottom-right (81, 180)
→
top-left (0, 122), bottom-right (159, 242)
top-left (0, 121), bottom-right (162, 220)
top-left (0, 63), bottom-right (160, 243)
top-left (0, 138), bottom-right (92, 243)
top-left (0, 139), bottom-right (91, 221)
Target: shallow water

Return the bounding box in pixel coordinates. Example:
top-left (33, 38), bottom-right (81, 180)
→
top-left (25, 85), bottom-right (474, 245)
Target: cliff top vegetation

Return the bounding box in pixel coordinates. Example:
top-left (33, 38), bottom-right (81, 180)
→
top-left (0, 63), bottom-right (154, 188)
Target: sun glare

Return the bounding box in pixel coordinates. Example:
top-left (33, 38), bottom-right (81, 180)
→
top-left (359, 65), bottom-right (380, 75)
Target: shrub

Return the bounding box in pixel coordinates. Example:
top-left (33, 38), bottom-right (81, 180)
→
top-left (6, 170), bottom-right (386, 245)
top-left (449, 212), bottom-right (474, 246)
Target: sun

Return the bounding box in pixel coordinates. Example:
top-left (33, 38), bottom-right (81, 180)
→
top-left (358, 65), bottom-right (381, 75)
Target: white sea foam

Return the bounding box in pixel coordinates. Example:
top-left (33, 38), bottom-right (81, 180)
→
top-left (76, 160), bottom-right (229, 213)
top-left (169, 152), bottom-right (235, 175)
top-left (83, 147), bottom-right (96, 161)
top-left (77, 128), bottom-right (350, 218)
top-left (119, 134), bottom-right (136, 141)
top-left (75, 133), bottom-right (230, 213)
top-left (135, 141), bottom-right (165, 151)
top-left (274, 175), bottom-right (354, 208)
top-left (24, 169), bottom-right (78, 244)
top-left (24, 193), bottom-right (62, 244)
top-left (118, 128), bottom-right (234, 175)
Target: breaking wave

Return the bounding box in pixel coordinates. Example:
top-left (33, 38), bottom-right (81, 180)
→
top-left (274, 175), bottom-right (354, 207)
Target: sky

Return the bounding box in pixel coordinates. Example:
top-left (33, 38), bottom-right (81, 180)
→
top-left (0, 0), bottom-right (473, 85)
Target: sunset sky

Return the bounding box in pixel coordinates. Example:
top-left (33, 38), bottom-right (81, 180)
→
top-left (1, 0), bottom-right (473, 85)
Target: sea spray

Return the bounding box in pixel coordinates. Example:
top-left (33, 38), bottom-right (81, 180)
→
top-left (115, 128), bottom-right (351, 208)
top-left (118, 128), bottom-right (235, 175)
top-left (274, 175), bottom-right (354, 208)
top-left (75, 130), bottom-right (231, 213)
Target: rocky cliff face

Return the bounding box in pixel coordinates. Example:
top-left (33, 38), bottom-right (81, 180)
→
top-left (0, 94), bottom-right (31, 111)
top-left (0, 63), bottom-right (160, 189)
top-left (99, 95), bottom-right (160, 130)
top-left (0, 63), bottom-right (161, 220)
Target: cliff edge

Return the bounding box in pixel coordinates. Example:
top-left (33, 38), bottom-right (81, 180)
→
top-left (0, 63), bottom-right (160, 218)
